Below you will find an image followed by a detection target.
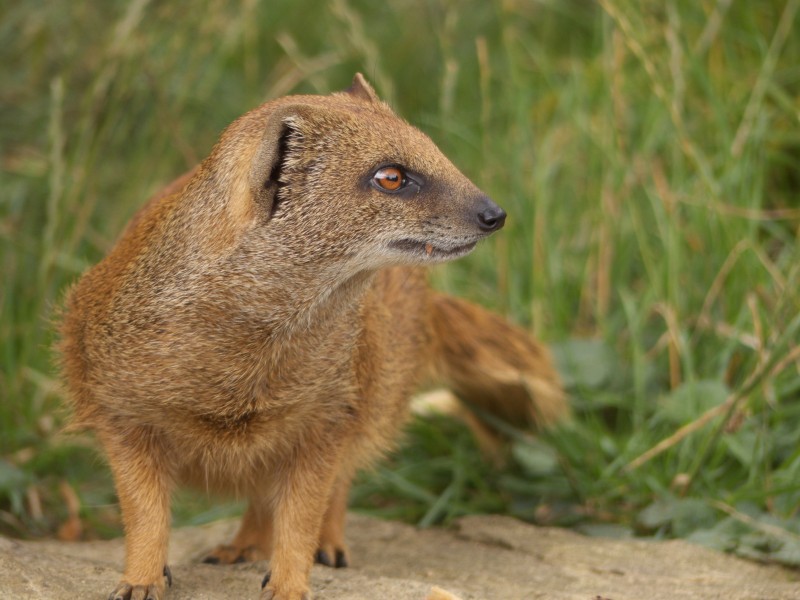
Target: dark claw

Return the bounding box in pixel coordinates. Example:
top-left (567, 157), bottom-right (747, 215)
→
top-left (261, 571), bottom-right (271, 588)
top-left (109, 583), bottom-right (132, 600)
top-left (163, 565), bottom-right (173, 587)
top-left (202, 555), bottom-right (221, 564)
top-left (335, 549), bottom-right (348, 569)
top-left (315, 549), bottom-right (333, 567)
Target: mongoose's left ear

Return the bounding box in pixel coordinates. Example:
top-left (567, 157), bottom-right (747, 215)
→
top-left (249, 104), bottom-right (310, 217)
top-left (345, 73), bottom-right (381, 104)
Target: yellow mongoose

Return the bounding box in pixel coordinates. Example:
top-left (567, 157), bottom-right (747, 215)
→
top-left (58, 74), bottom-right (566, 600)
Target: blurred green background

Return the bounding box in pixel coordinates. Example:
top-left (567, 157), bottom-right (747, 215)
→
top-left (3, 0), bottom-right (800, 565)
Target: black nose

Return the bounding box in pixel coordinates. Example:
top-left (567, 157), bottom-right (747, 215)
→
top-left (476, 198), bottom-right (507, 232)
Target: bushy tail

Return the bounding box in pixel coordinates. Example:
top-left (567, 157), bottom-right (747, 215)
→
top-left (425, 293), bottom-right (568, 435)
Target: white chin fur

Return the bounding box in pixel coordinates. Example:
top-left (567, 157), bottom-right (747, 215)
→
top-left (386, 239), bottom-right (478, 263)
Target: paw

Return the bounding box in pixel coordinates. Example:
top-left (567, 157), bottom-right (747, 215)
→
top-left (314, 546), bottom-right (348, 568)
top-left (260, 573), bottom-right (309, 600)
top-left (260, 587), bottom-right (310, 600)
top-left (202, 543), bottom-right (263, 564)
top-left (108, 582), bottom-right (162, 600)
top-left (107, 566), bottom-right (171, 600)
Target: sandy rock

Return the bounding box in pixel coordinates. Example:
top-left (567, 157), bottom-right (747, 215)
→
top-left (0, 513), bottom-right (796, 599)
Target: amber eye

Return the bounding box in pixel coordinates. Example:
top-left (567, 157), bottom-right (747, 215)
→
top-left (373, 166), bottom-right (405, 191)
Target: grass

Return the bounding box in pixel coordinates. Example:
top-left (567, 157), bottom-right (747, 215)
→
top-left (3, 0), bottom-right (800, 566)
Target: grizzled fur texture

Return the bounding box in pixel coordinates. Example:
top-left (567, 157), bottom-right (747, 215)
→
top-left (58, 74), bottom-right (567, 600)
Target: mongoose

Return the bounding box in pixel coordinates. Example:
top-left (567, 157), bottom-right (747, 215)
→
top-left (58, 74), bottom-right (566, 600)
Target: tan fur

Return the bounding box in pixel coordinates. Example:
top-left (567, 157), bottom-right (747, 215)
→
top-left (58, 74), bottom-right (566, 600)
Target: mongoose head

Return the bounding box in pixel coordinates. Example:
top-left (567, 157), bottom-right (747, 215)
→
top-left (206, 74), bottom-right (505, 276)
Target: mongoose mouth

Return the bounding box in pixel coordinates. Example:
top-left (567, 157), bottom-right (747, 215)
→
top-left (388, 239), bottom-right (477, 260)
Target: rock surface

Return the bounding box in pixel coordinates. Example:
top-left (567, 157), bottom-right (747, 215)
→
top-left (1, 513), bottom-right (797, 599)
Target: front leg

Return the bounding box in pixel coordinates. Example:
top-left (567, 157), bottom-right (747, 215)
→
top-left (315, 473), bottom-right (352, 569)
top-left (262, 438), bottom-right (343, 600)
top-left (98, 425), bottom-right (173, 600)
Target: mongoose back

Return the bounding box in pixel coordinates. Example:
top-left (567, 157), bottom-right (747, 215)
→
top-left (58, 74), bottom-right (567, 600)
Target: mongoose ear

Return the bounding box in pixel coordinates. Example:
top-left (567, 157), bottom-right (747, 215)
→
top-left (345, 73), bottom-right (381, 104)
top-left (249, 104), bottom-right (308, 218)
